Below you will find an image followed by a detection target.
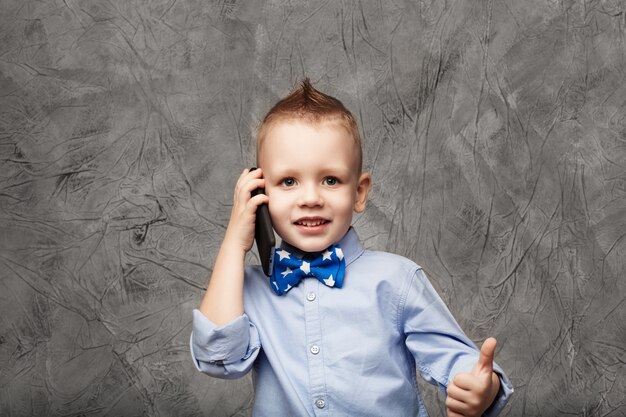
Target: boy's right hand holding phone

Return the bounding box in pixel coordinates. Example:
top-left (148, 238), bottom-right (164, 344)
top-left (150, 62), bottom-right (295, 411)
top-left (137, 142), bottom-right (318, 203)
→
top-left (199, 168), bottom-right (269, 326)
top-left (224, 168), bottom-right (269, 253)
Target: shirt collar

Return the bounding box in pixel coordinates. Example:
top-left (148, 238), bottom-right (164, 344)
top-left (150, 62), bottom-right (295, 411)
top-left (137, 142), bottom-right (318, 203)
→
top-left (279, 227), bottom-right (364, 267)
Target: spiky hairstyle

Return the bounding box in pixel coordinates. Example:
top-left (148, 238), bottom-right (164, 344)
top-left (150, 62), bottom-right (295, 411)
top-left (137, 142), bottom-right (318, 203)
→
top-left (257, 79), bottom-right (362, 173)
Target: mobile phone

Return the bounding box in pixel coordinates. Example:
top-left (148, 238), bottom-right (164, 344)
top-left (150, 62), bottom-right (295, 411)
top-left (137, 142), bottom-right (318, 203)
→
top-left (250, 167), bottom-right (275, 276)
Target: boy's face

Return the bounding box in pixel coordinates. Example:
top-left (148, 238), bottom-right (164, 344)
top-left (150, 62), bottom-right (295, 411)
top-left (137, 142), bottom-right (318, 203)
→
top-left (258, 119), bottom-right (371, 253)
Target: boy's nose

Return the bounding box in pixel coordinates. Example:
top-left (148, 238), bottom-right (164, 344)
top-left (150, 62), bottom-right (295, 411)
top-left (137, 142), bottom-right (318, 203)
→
top-left (297, 184), bottom-right (324, 207)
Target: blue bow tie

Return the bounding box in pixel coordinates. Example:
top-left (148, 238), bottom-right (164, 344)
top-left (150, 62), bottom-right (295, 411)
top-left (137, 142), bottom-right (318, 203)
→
top-left (269, 244), bottom-right (346, 295)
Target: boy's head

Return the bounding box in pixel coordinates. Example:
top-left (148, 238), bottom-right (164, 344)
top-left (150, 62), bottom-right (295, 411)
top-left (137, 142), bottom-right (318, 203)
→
top-left (257, 78), bottom-right (363, 174)
top-left (256, 79), bottom-right (371, 252)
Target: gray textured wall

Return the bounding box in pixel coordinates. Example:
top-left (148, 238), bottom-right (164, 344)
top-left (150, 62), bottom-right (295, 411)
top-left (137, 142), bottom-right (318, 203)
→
top-left (1, 0), bottom-right (624, 416)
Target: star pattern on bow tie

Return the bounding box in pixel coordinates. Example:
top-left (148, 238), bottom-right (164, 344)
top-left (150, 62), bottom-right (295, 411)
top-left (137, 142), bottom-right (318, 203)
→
top-left (269, 244), bottom-right (346, 295)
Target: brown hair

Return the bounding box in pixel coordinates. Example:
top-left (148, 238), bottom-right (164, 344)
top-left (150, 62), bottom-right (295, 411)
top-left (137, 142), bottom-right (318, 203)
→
top-left (257, 78), bottom-right (363, 173)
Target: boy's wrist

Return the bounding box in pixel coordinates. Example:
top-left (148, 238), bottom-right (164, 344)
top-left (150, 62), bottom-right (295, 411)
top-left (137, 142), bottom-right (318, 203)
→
top-left (222, 229), bottom-right (253, 256)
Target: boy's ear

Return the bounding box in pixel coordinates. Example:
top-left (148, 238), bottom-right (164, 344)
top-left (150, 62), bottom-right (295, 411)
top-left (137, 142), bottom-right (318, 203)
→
top-left (354, 172), bottom-right (372, 213)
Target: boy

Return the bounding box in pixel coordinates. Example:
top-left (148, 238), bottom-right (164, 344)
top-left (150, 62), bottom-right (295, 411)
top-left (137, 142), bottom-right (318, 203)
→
top-left (190, 79), bottom-right (513, 416)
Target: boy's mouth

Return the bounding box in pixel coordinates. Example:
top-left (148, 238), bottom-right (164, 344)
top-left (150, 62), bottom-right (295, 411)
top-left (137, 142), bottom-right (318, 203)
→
top-left (294, 217), bottom-right (330, 227)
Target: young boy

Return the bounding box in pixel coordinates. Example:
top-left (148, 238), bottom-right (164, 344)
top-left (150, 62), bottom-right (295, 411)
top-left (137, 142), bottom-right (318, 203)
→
top-left (190, 80), bottom-right (513, 416)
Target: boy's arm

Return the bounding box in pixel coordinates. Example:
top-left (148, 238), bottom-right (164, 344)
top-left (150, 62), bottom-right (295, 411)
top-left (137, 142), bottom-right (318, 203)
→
top-left (199, 168), bottom-right (269, 326)
top-left (402, 269), bottom-right (513, 416)
top-left (445, 338), bottom-right (501, 417)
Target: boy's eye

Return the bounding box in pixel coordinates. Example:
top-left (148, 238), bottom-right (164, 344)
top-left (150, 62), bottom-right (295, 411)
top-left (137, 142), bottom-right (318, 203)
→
top-left (323, 177), bottom-right (339, 186)
top-left (281, 178), bottom-right (296, 187)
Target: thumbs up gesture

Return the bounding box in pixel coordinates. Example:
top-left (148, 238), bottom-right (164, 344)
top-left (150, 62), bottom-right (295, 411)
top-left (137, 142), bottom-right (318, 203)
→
top-left (445, 337), bottom-right (501, 417)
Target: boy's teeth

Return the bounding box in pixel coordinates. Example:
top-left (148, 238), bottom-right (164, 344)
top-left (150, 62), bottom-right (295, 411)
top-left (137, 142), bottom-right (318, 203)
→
top-left (298, 220), bottom-right (326, 226)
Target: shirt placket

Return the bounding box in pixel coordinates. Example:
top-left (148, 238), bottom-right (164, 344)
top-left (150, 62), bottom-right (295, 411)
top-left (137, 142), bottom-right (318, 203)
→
top-left (303, 278), bottom-right (330, 416)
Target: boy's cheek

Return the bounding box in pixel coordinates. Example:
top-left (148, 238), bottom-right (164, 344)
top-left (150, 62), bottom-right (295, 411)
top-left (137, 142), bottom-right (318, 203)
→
top-left (266, 201), bottom-right (282, 225)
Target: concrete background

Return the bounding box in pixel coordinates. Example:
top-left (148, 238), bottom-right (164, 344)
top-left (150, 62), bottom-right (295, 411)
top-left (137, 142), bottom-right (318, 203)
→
top-left (1, 0), bottom-right (625, 416)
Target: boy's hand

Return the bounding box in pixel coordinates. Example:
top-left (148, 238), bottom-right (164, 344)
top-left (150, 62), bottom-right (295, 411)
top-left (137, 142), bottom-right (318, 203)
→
top-left (224, 168), bottom-right (269, 253)
top-left (445, 337), bottom-right (501, 417)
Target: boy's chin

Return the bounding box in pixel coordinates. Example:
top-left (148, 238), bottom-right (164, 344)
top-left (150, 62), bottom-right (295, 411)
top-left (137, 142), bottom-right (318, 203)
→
top-left (283, 239), bottom-right (330, 254)
top-left (280, 229), bottom-right (348, 253)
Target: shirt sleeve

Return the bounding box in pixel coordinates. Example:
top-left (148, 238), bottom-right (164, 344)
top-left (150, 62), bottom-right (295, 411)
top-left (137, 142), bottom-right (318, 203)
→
top-left (189, 309), bottom-right (261, 379)
top-left (400, 268), bottom-right (513, 416)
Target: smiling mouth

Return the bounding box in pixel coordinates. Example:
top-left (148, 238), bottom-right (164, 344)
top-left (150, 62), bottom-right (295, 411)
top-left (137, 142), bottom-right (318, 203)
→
top-left (294, 219), bottom-right (330, 227)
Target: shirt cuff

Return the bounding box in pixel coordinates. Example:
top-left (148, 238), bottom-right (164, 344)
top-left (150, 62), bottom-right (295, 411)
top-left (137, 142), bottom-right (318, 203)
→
top-left (190, 309), bottom-right (260, 368)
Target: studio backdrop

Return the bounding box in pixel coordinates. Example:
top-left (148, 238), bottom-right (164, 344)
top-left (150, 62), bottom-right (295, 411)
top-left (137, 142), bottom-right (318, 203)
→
top-left (1, 0), bottom-right (624, 416)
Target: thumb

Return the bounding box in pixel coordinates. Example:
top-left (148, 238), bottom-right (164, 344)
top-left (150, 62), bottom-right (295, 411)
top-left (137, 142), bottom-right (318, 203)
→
top-left (472, 337), bottom-right (496, 376)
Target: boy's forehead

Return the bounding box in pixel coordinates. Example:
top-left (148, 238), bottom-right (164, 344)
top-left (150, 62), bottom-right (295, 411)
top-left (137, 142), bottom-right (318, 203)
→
top-left (258, 118), bottom-right (360, 172)
top-left (260, 119), bottom-right (351, 152)
top-left (261, 117), bottom-right (351, 144)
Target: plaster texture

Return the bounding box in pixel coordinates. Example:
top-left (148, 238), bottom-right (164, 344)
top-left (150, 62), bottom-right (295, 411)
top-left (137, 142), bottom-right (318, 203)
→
top-left (1, 0), bottom-right (625, 416)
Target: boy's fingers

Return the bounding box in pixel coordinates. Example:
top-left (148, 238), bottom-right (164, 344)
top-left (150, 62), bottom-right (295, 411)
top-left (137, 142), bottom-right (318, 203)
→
top-left (445, 395), bottom-right (471, 415)
top-left (473, 337), bottom-right (496, 376)
top-left (234, 177), bottom-right (265, 204)
top-left (236, 167), bottom-right (263, 186)
top-left (249, 192), bottom-right (270, 208)
top-left (451, 372), bottom-right (476, 390)
top-left (446, 380), bottom-right (472, 402)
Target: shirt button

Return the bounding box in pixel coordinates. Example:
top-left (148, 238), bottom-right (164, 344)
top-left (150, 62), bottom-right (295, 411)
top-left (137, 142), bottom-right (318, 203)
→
top-left (310, 345), bottom-right (320, 355)
top-left (315, 398), bottom-right (326, 409)
top-left (307, 292), bottom-right (316, 301)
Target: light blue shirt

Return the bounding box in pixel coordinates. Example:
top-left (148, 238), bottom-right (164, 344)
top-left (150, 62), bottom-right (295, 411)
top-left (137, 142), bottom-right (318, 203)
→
top-left (190, 228), bottom-right (513, 416)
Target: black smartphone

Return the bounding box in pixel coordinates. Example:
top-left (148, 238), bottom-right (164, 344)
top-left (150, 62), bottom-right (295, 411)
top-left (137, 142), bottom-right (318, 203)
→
top-left (250, 167), bottom-right (275, 276)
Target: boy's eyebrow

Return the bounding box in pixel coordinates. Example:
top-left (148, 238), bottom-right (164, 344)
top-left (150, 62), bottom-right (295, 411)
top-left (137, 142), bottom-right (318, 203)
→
top-left (268, 165), bottom-right (354, 177)
top-left (320, 166), bottom-right (353, 176)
